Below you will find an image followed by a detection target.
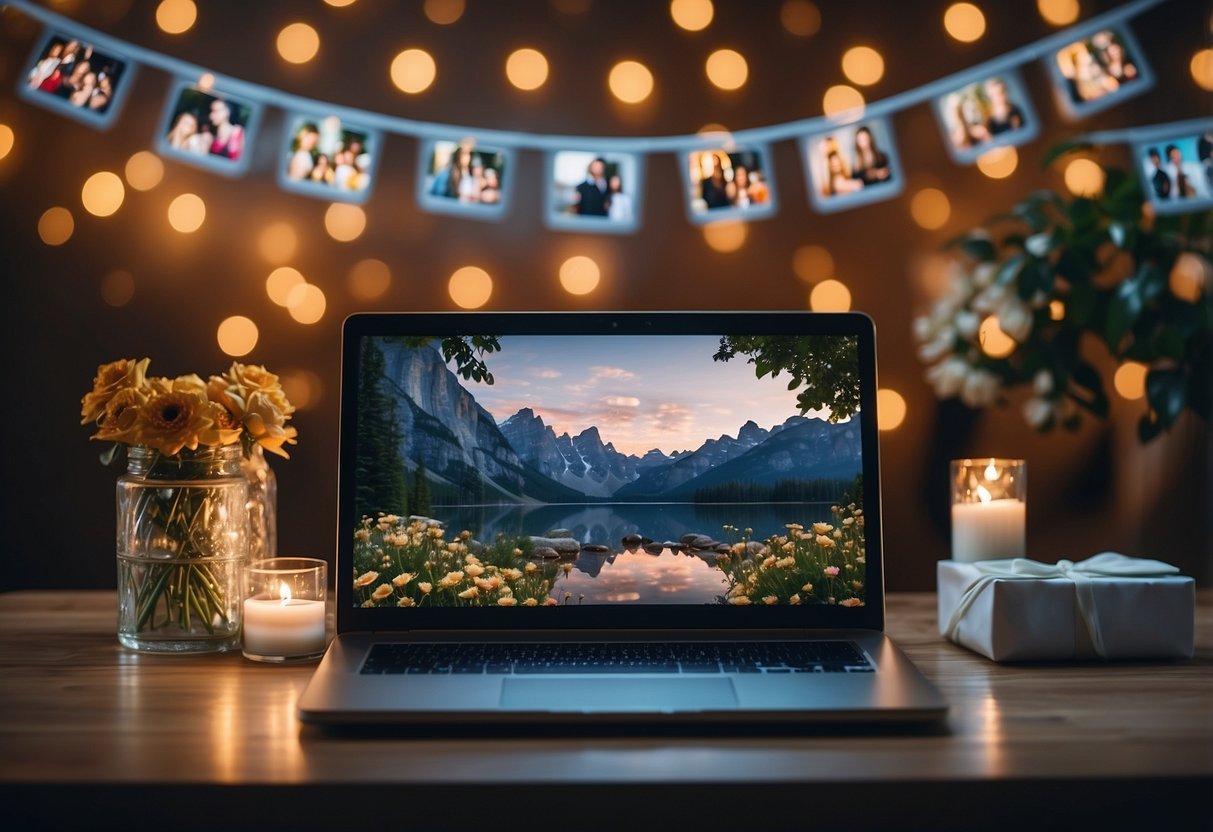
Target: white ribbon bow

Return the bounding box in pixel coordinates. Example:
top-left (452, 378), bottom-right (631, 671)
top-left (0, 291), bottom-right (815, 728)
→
top-left (944, 552), bottom-right (1180, 658)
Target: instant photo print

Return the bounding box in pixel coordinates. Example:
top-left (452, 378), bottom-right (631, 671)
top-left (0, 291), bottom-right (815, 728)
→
top-left (682, 145), bottom-right (777, 224)
top-left (1135, 130), bottom-right (1213, 215)
top-left (1047, 26), bottom-right (1152, 120)
top-left (157, 81), bottom-right (260, 177)
top-left (802, 119), bottom-right (904, 214)
top-left (279, 113), bottom-right (379, 204)
top-left (417, 138), bottom-right (511, 219)
top-left (19, 30), bottom-right (135, 128)
top-left (934, 71), bottom-right (1039, 165)
top-left (545, 150), bottom-right (644, 234)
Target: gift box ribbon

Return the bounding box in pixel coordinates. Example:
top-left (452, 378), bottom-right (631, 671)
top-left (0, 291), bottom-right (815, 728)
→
top-left (943, 552), bottom-right (1181, 658)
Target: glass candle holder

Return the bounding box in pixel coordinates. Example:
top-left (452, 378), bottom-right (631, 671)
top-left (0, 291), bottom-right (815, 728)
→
top-left (243, 557), bottom-right (328, 663)
top-left (950, 458), bottom-right (1026, 562)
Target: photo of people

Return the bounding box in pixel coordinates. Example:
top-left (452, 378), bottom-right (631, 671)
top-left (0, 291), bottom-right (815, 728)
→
top-left (158, 84), bottom-right (258, 175)
top-left (546, 150), bottom-right (642, 233)
top-left (418, 139), bottom-right (509, 217)
top-left (1136, 133), bottom-right (1213, 214)
top-left (1049, 27), bottom-right (1151, 118)
top-left (21, 32), bottom-right (132, 126)
top-left (804, 120), bottom-right (903, 213)
top-left (935, 72), bottom-right (1038, 164)
top-left (279, 114), bottom-right (377, 203)
top-left (684, 147), bottom-right (775, 222)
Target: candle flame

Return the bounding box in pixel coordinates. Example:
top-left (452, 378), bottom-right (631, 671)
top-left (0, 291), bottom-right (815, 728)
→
top-left (983, 463), bottom-right (999, 481)
top-left (279, 581), bottom-right (292, 605)
top-left (976, 484), bottom-right (992, 504)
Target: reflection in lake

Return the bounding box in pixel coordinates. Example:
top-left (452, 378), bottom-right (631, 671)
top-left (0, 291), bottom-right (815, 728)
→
top-left (553, 547), bottom-right (729, 605)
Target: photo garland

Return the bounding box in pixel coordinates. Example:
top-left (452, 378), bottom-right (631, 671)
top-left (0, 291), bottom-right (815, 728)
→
top-left (8, 0), bottom-right (1199, 231)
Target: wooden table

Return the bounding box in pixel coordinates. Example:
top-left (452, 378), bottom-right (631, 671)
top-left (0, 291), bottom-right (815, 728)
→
top-left (1, 590), bottom-right (1210, 830)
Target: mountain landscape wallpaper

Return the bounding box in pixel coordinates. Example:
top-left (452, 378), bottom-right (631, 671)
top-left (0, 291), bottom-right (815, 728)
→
top-left (351, 334), bottom-right (868, 608)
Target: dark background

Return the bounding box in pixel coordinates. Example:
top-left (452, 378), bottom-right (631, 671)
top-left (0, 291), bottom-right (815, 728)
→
top-left (0, 0), bottom-right (1209, 593)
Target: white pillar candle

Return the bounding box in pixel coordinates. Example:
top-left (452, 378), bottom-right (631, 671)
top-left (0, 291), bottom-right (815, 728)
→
top-left (951, 498), bottom-right (1026, 562)
top-left (242, 597), bottom-right (327, 658)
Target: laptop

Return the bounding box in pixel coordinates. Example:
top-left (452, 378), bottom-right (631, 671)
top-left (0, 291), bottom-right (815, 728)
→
top-left (298, 310), bottom-right (948, 726)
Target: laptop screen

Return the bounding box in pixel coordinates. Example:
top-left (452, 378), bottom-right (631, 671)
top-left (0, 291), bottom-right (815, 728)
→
top-left (337, 311), bottom-right (884, 632)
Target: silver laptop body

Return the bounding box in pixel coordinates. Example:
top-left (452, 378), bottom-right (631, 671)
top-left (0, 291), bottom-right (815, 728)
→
top-left (298, 311), bottom-right (947, 726)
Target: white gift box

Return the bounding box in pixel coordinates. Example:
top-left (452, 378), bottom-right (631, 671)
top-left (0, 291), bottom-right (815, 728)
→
top-left (937, 553), bottom-right (1195, 662)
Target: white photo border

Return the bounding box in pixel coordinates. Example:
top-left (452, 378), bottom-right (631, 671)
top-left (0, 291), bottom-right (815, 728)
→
top-left (932, 69), bottom-right (1040, 166)
top-left (679, 143), bottom-right (779, 226)
top-left (543, 149), bottom-right (645, 235)
top-left (18, 27), bottom-right (137, 130)
top-left (276, 111), bottom-right (381, 205)
top-left (1044, 24), bottom-right (1154, 122)
top-left (801, 118), bottom-right (905, 215)
top-left (156, 79), bottom-right (261, 178)
top-left (415, 137), bottom-right (513, 221)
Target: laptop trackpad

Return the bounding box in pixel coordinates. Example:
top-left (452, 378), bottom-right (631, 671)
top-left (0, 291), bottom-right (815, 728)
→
top-left (500, 677), bottom-right (738, 713)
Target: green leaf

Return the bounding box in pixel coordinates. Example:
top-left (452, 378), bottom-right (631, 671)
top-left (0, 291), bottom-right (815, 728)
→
top-left (995, 254), bottom-right (1026, 286)
top-left (1041, 141), bottom-right (1094, 170)
top-left (1107, 222), bottom-right (1126, 249)
top-left (1145, 368), bottom-right (1187, 429)
top-left (1137, 413), bottom-right (1164, 442)
top-left (1069, 362), bottom-right (1109, 418)
top-left (960, 237), bottom-right (997, 261)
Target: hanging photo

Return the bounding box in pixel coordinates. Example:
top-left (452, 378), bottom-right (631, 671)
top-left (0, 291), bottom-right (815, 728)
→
top-left (1047, 25), bottom-right (1152, 120)
top-left (1134, 130), bottom-right (1213, 215)
top-left (19, 29), bottom-right (135, 128)
top-left (933, 71), bottom-right (1039, 165)
top-left (545, 150), bottom-right (644, 234)
top-left (681, 145), bottom-right (777, 224)
top-left (157, 81), bottom-right (260, 177)
top-left (278, 112), bottom-right (379, 203)
top-left (802, 119), bottom-right (904, 214)
top-left (417, 138), bottom-right (511, 219)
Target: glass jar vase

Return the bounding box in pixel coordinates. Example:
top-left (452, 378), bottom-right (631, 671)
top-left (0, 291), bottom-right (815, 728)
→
top-left (243, 444), bottom-right (278, 562)
top-left (116, 444), bottom-right (248, 653)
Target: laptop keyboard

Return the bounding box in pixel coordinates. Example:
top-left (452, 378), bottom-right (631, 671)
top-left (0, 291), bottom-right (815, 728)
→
top-left (360, 640), bottom-right (873, 675)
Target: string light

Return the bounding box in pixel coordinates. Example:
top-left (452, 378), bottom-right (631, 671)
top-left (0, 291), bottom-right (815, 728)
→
top-left (793, 245), bottom-right (834, 283)
top-left (1113, 361), bottom-right (1148, 400)
top-left (1063, 158), bottom-right (1105, 197)
top-left (506, 48), bottom-right (549, 91)
top-left (809, 279), bottom-right (851, 311)
top-left (81, 171), bottom-right (125, 217)
top-left (423, 0), bottom-right (465, 25)
top-left (37, 206), bottom-right (74, 245)
top-left (391, 49), bottom-right (437, 94)
top-left (822, 84), bottom-right (864, 121)
top-left (559, 256), bottom-right (601, 295)
top-left (348, 258), bottom-right (392, 301)
top-left (155, 0), bottom-right (196, 35)
top-left (876, 388), bottom-right (907, 431)
top-left (324, 0), bottom-right (358, 7)
top-left (324, 203), bottom-right (366, 241)
top-left (277, 23), bottom-right (320, 64)
top-left (216, 316), bottom-right (259, 357)
top-left (1170, 252), bottom-right (1210, 303)
top-left (670, 0), bottom-right (714, 32)
top-left (978, 315), bottom-right (1016, 358)
top-left (702, 220), bottom-right (747, 253)
top-left (100, 269), bottom-right (135, 307)
top-left (705, 49), bottom-right (748, 91)
top-left (1037, 0), bottom-right (1079, 26)
top-left (167, 193), bottom-right (205, 233)
top-left (266, 267), bottom-right (306, 306)
top-left (278, 369), bottom-right (323, 411)
top-left (609, 61), bottom-right (654, 104)
top-left (910, 188), bottom-right (951, 229)
top-left (1049, 299), bottom-right (1066, 320)
top-left (976, 146), bottom-right (1018, 179)
top-left (449, 266), bottom-right (493, 309)
top-left (257, 222), bottom-right (298, 264)
top-left (780, 1), bottom-right (821, 37)
top-left (124, 151), bottom-right (164, 191)
top-left (841, 46), bottom-right (884, 86)
top-left (1190, 48), bottom-right (1213, 91)
top-left (286, 283), bottom-right (327, 324)
top-left (944, 3), bottom-right (986, 42)
top-left (0, 124), bottom-right (14, 161)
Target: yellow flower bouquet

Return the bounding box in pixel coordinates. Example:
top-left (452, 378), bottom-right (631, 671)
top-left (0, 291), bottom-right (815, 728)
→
top-left (82, 358), bottom-right (297, 653)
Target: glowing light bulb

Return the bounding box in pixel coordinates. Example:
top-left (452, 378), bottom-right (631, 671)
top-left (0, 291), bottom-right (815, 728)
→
top-left (609, 61), bottom-right (654, 103)
top-left (277, 22), bottom-right (320, 64)
top-left (506, 48), bottom-right (549, 90)
top-left (841, 46), bottom-right (884, 86)
top-left (391, 49), bottom-right (437, 94)
top-left (449, 266), bottom-right (493, 309)
top-left (944, 3), bottom-right (986, 42)
top-left (217, 316), bottom-right (259, 357)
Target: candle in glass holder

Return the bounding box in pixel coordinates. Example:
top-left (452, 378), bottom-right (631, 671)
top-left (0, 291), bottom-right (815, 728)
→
top-left (950, 458), bottom-right (1026, 562)
top-left (243, 557), bottom-right (327, 662)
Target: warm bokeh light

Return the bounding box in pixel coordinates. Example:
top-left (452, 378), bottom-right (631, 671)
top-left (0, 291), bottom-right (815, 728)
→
top-left (1170, 252), bottom-right (1211, 303)
top-left (424, 0), bottom-right (465, 24)
top-left (216, 316), bottom-right (259, 357)
top-left (277, 22), bottom-right (320, 64)
top-left (1037, 0), bottom-right (1079, 25)
top-left (286, 283), bottom-right (327, 324)
top-left (167, 193), bottom-right (205, 233)
top-left (705, 49), bottom-right (748, 90)
top-left (559, 255), bottom-right (601, 295)
top-left (391, 49), bottom-right (437, 94)
top-left (1049, 299), bottom-right (1065, 320)
top-left (979, 315), bottom-right (1016, 358)
top-left (37, 207), bottom-right (74, 245)
top-left (793, 245), bottom-right (834, 283)
top-left (876, 388), bottom-right (907, 431)
top-left (822, 84), bottom-right (865, 121)
top-left (196, 72), bottom-right (215, 92)
top-left (944, 2), bottom-right (986, 42)
top-left (279, 369), bottom-right (324, 411)
top-left (324, 0), bottom-right (358, 6)
top-left (449, 266), bottom-right (493, 309)
top-left (324, 203), bottom-right (366, 241)
top-left (266, 267), bottom-right (306, 306)
top-left (1190, 48), bottom-right (1213, 91)
top-left (101, 269), bottom-right (136, 307)
top-left (841, 46), bottom-right (884, 86)
top-left (608, 60), bottom-right (654, 103)
top-left (1113, 361), bottom-right (1148, 400)
top-left (670, 0), bottom-right (714, 31)
top-left (911, 188), bottom-right (951, 230)
top-left (124, 151), bottom-right (164, 191)
top-left (348, 258), bottom-right (393, 301)
top-left (0, 124), bottom-right (13, 161)
top-left (506, 48), bottom-right (549, 91)
top-left (976, 146), bottom-right (1018, 179)
top-left (780, 0), bottom-right (821, 37)
top-left (702, 220), bottom-right (747, 253)
top-left (257, 222), bottom-right (298, 264)
top-left (1063, 158), bottom-right (1105, 197)
top-left (809, 279), bottom-right (852, 312)
top-left (81, 171), bottom-right (125, 217)
top-left (156, 0), bottom-right (197, 34)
